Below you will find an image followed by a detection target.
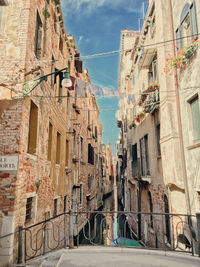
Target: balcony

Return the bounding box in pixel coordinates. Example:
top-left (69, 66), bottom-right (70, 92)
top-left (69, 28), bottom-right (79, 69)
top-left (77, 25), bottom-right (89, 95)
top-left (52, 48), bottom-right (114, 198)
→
top-left (144, 88), bottom-right (159, 113)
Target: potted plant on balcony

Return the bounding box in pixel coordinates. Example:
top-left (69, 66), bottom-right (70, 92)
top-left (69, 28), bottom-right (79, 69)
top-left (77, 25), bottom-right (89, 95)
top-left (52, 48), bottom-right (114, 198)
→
top-left (135, 111), bottom-right (145, 123)
top-left (129, 119), bottom-right (136, 129)
top-left (164, 36), bottom-right (199, 74)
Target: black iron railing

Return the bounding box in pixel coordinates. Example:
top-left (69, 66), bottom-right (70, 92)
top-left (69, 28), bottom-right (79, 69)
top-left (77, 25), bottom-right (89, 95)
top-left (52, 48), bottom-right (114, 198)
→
top-left (1, 211), bottom-right (200, 264)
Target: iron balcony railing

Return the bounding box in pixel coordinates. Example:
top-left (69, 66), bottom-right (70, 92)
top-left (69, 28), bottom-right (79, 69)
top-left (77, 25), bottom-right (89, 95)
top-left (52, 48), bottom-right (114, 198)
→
top-left (144, 89), bottom-right (160, 113)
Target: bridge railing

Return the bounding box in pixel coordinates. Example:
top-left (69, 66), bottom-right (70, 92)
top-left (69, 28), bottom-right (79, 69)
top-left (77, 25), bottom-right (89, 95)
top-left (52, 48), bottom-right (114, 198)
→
top-left (0, 211), bottom-right (200, 264)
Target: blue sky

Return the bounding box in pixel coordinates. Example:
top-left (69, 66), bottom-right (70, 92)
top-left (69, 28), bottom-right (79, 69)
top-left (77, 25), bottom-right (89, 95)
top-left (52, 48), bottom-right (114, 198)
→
top-left (60, 0), bottom-right (143, 154)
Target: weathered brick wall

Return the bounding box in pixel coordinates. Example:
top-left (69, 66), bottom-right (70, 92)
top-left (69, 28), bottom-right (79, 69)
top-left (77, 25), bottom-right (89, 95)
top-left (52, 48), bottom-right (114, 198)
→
top-left (0, 1), bottom-right (104, 265)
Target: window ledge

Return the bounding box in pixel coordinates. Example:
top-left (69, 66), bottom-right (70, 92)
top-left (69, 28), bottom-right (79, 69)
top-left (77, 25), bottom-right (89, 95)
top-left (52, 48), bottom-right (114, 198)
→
top-left (187, 141), bottom-right (200, 150)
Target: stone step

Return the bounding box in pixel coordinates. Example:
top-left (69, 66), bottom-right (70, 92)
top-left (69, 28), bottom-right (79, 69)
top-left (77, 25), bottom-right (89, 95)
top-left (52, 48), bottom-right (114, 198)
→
top-left (25, 249), bottom-right (66, 267)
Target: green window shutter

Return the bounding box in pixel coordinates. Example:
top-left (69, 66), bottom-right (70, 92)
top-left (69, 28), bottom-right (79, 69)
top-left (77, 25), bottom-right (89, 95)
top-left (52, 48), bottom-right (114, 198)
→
top-left (176, 28), bottom-right (181, 50)
top-left (190, 96), bottom-right (200, 141)
top-left (190, 2), bottom-right (198, 38)
top-left (132, 74), bottom-right (135, 85)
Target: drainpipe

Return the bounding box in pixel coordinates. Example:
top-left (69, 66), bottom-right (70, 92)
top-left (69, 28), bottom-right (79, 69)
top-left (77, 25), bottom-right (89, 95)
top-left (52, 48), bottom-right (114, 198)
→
top-left (168, 0), bottom-right (191, 216)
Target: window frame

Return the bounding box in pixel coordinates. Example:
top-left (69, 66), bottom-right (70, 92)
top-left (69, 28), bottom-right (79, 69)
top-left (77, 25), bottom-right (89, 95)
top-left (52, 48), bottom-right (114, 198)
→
top-left (188, 94), bottom-right (200, 142)
top-left (25, 197), bottom-right (33, 222)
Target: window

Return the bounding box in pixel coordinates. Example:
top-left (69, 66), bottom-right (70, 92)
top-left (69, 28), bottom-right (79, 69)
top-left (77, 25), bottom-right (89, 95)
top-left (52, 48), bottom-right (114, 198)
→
top-left (63, 195), bottom-right (67, 212)
top-left (124, 117), bottom-right (127, 133)
top-left (72, 130), bottom-right (76, 156)
top-left (88, 175), bottom-right (92, 189)
top-left (34, 11), bottom-right (43, 58)
top-left (129, 188), bottom-right (132, 211)
top-left (54, 12), bottom-right (57, 33)
top-left (189, 95), bottom-right (200, 141)
top-left (156, 124), bottom-right (161, 156)
top-left (80, 184), bottom-right (83, 204)
top-left (88, 144), bottom-right (94, 165)
top-left (132, 74), bottom-right (135, 85)
top-left (67, 92), bottom-right (70, 115)
top-left (132, 144), bottom-right (140, 176)
top-left (95, 126), bottom-right (98, 139)
top-left (148, 57), bottom-right (158, 85)
top-left (25, 197), bottom-right (33, 222)
top-left (56, 132), bottom-right (61, 164)
top-left (176, 2), bottom-right (198, 49)
top-left (58, 71), bottom-right (63, 103)
top-left (148, 191), bottom-right (153, 228)
top-left (28, 101), bottom-right (38, 154)
top-left (53, 199), bottom-right (58, 217)
top-left (80, 137), bottom-right (83, 161)
top-left (47, 122), bottom-right (53, 161)
top-left (59, 36), bottom-right (63, 55)
top-left (140, 135), bottom-right (150, 176)
top-left (65, 139), bottom-right (69, 166)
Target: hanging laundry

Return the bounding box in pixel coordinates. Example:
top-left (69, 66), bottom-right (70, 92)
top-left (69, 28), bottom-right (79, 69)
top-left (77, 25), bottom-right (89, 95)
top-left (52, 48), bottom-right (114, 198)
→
top-left (68, 76), bottom-right (76, 91)
top-left (75, 79), bottom-right (86, 97)
top-left (119, 93), bottom-right (125, 100)
top-left (129, 94), bottom-right (136, 104)
top-left (89, 84), bottom-right (103, 96)
top-left (102, 88), bottom-right (117, 97)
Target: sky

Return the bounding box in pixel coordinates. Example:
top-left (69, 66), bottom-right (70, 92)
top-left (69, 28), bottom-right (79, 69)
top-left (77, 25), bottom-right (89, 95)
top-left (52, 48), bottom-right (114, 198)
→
top-left (60, 0), bottom-right (143, 155)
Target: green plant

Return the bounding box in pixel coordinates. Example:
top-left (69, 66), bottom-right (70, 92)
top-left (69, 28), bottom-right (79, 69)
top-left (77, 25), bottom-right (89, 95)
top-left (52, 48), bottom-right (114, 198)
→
top-left (43, 8), bottom-right (50, 19)
top-left (51, 0), bottom-right (60, 5)
top-left (138, 82), bottom-right (159, 107)
top-left (135, 111), bottom-right (145, 123)
top-left (35, 179), bottom-right (41, 192)
top-left (164, 37), bottom-right (199, 74)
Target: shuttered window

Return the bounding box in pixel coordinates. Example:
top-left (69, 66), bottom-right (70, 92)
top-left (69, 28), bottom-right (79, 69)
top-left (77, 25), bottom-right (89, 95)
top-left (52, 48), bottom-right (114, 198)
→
top-left (176, 2), bottom-right (198, 49)
top-left (190, 3), bottom-right (198, 38)
top-left (190, 96), bottom-right (200, 141)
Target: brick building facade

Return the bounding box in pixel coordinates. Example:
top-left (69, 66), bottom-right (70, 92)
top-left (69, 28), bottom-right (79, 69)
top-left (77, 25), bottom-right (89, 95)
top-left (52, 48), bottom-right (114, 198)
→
top-left (0, 0), bottom-right (104, 265)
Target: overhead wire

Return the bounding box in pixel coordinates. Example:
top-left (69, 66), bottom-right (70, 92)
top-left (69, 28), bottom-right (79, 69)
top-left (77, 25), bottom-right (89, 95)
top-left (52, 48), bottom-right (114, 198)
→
top-left (0, 33), bottom-right (199, 64)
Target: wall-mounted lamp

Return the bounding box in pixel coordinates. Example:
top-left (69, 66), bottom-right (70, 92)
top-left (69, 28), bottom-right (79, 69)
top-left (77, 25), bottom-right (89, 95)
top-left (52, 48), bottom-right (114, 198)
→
top-left (62, 67), bottom-right (72, 88)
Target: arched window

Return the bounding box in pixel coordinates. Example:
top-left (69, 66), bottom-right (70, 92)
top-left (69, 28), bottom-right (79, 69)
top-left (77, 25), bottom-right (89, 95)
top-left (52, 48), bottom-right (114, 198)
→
top-left (148, 191), bottom-right (153, 228)
top-left (164, 194), bottom-right (171, 243)
top-left (176, 2), bottom-right (198, 50)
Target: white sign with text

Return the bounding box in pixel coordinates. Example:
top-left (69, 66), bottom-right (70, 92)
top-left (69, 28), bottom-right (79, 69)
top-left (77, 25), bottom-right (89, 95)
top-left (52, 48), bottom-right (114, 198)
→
top-left (0, 155), bottom-right (19, 171)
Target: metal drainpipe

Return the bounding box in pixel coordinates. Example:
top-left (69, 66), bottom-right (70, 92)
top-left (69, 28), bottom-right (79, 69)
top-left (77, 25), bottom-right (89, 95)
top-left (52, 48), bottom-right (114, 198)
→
top-left (168, 0), bottom-right (191, 215)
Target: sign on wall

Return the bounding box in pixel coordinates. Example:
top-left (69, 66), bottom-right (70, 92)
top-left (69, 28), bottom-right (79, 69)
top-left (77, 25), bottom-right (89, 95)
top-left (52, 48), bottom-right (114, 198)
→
top-left (0, 155), bottom-right (18, 171)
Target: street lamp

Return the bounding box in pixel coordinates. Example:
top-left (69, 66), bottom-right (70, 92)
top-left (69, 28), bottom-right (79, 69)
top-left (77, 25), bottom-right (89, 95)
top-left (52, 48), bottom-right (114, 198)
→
top-left (61, 67), bottom-right (72, 88)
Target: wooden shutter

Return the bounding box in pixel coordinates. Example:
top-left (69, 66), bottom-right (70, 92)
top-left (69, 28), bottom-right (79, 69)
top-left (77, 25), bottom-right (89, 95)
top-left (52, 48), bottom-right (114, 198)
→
top-left (190, 2), bottom-right (198, 38)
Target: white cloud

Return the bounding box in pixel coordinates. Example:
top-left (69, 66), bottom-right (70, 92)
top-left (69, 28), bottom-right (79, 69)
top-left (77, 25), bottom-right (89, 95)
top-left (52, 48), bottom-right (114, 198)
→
top-left (60, 0), bottom-right (142, 15)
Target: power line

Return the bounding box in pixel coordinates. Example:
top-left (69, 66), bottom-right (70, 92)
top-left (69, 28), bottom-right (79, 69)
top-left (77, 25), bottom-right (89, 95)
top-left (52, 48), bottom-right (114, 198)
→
top-left (0, 33), bottom-right (199, 63)
top-left (15, 85), bottom-right (199, 99)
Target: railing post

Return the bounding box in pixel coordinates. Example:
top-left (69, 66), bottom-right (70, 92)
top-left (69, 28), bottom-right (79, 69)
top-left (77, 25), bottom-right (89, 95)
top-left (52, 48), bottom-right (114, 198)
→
top-left (69, 210), bottom-right (74, 249)
top-left (43, 224), bottom-right (46, 255)
top-left (17, 226), bottom-right (23, 264)
top-left (196, 213), bottom-right (200, 257)
top-left (64, 214), bottom-right (66, 248)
